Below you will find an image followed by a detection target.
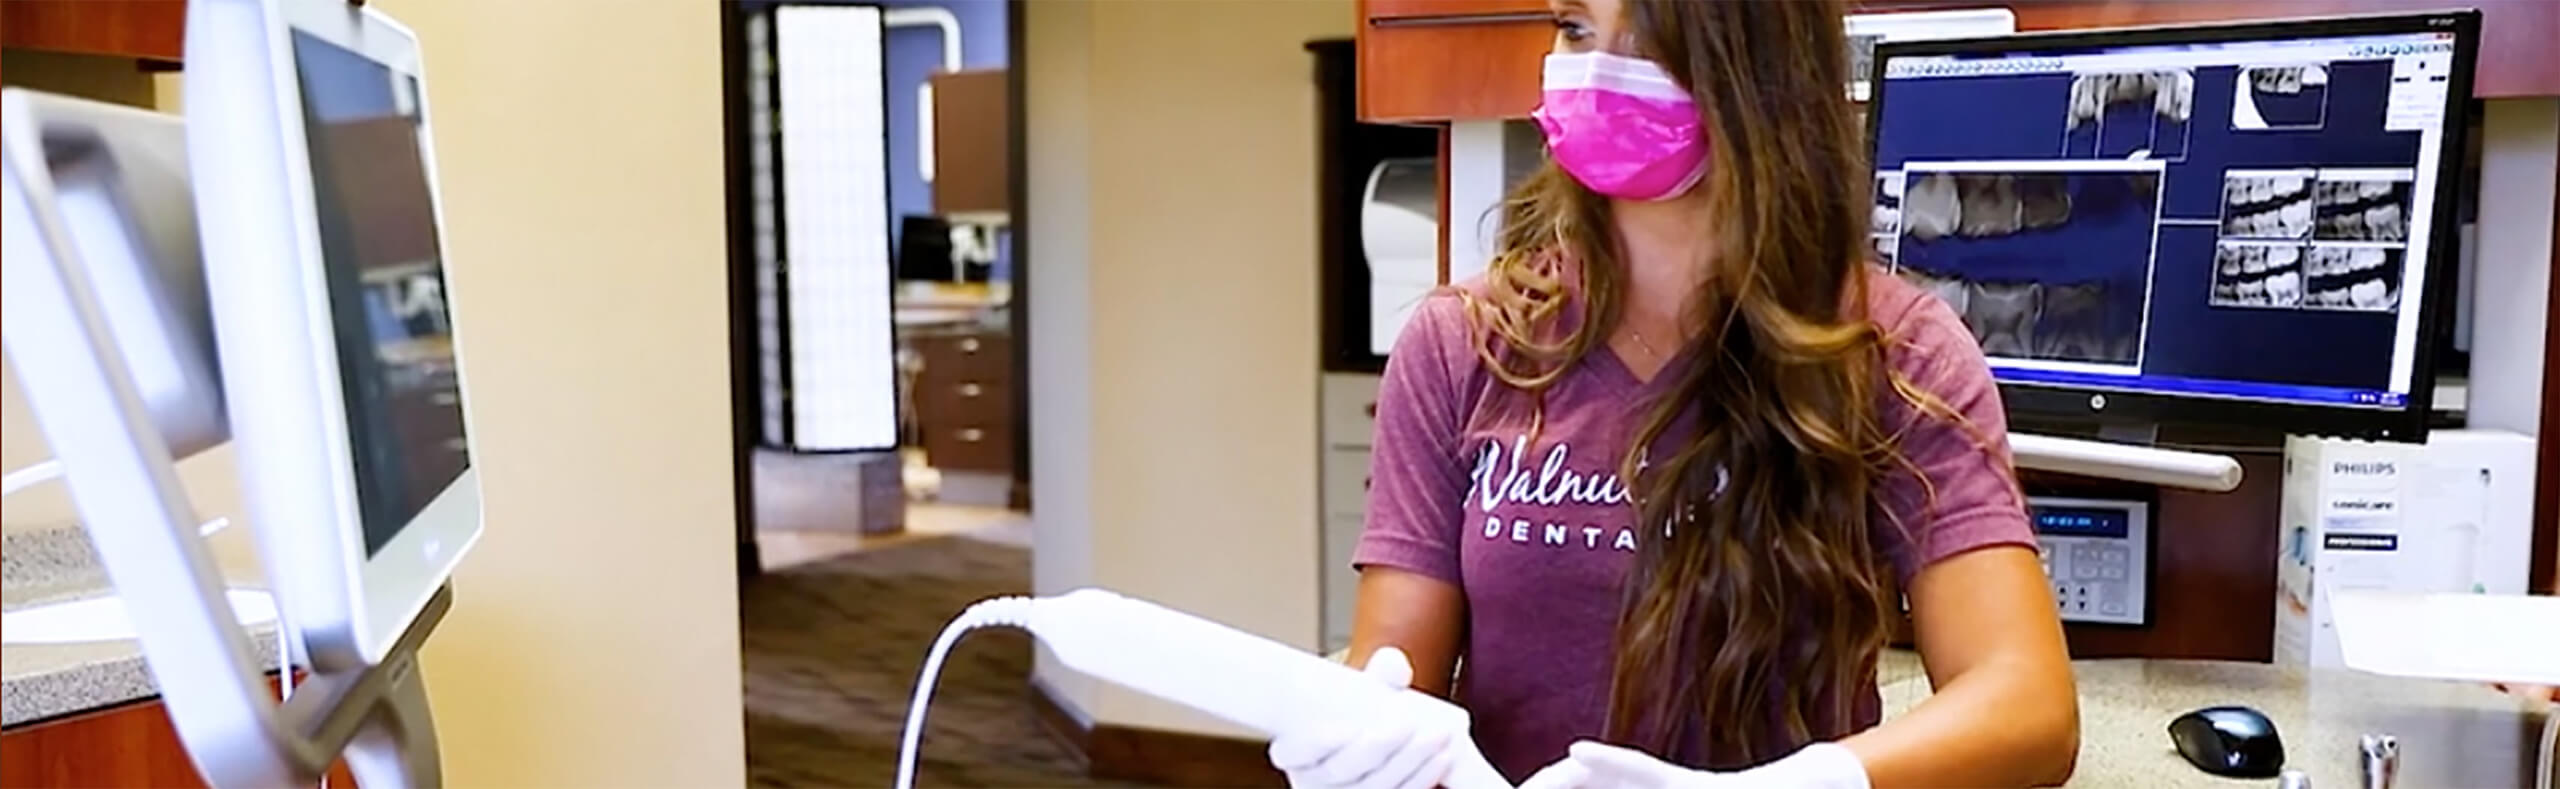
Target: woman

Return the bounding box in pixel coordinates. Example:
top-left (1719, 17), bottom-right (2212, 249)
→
top-left (1265, 1), bottom-right (2080, 787)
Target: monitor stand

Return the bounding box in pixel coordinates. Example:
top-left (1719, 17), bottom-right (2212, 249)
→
top-left (288, 588), bottom-right (448, 789)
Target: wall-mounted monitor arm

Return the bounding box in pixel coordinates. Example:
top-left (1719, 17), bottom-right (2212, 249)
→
top-left (2011, 432), bottom-right (2245, 492)
top-left (3, 95), bottom-right (448, 789)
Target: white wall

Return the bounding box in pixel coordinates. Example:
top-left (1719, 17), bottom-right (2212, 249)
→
top-left (2467, 98), bottom-right (2557, 437)
top-left (1027, 0), bottom-right (1350, 736)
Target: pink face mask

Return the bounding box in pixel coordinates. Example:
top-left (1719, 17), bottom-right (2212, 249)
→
top-left (1531, 51), bottom-right (1710, 202)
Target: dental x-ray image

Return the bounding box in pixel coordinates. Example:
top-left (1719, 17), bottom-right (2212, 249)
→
top-left (2061, 69), bottom-right (2194, 160)
top-left (1897, 167), bottom-right (2157, 366)
top-left (2232, 64), bottom-right (2330, 130)
top-left (2314, 176), bottom-right (2412, 242)
top-left (2221, 170), bottom-right (2315, 240)
top-left (1872, 171), bottom-right (1903, 237)
top-left (1901, 171), bottom-right (2084, 242)
top-left (2211, 241), bottom-right (2306, 309)
top-left (2303, 244), bottom-right (2403, 312)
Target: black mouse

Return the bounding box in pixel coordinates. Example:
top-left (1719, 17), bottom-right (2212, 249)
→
top-left (2169, 705), bottom-right (2286, 778)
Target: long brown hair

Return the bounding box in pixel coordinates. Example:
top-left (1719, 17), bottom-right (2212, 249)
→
top-left (1463, 0), bottom-right (1949, 768)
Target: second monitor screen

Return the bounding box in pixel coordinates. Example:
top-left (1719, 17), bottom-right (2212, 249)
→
top-left (1870, 30), bottom-right (2456, 409)
top-left (293, 31), bottom-right (470, 556)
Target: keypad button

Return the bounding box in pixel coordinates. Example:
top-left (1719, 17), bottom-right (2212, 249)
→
top-left (2102, 601), bottom-right (2126, 616)
top-left (2102, 565), bottom-right (2125, 580)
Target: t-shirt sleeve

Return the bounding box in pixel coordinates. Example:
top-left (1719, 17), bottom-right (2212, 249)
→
top-left (1873, 293), bottom-right (2038, 583)
top-left (1351, 294), bottom-right (1476, 585)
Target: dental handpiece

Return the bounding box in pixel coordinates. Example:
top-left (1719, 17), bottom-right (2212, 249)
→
top-left (897, 588), bottom-right (1512, 789)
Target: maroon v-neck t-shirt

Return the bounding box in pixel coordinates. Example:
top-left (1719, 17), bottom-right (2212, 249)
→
top-left (1352, 267), bottom-right (2036, 781)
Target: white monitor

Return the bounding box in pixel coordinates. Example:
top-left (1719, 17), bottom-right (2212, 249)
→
top-left (2, 93), bottom-right (227, 460)
top-left (187, 0), bottom-right (480, 670)
top-left (5, 87), bottom-right (340, 788)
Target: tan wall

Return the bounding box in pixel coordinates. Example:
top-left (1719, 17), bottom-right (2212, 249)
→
top-left (5, 0), bottom-right (744, 783)
top-left (1027, 0), bottom-right (1350, 736)
top-left (373, 1), bottom-right (744, 785)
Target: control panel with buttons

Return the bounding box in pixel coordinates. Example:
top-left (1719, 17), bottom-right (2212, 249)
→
top-left (2030, 496), bottom-right (2149, 626)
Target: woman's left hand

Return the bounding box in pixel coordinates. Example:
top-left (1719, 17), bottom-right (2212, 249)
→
top-left (1514, 740), bottom-right (1870, 789)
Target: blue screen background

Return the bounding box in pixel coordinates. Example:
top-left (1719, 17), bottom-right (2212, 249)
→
top-left (1873, 55), bottom-right (2425, 394)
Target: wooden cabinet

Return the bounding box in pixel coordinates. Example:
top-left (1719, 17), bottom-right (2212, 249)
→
top-left (1, 2), bottom-right (185, 63)
top-left (1, 679), bottom-right (356, 789)
top-left (1, 699), bottom-right (210, 789)
top-left (1354, 0), bottom-right (2560, 125)
top-left (929, 68), bottom-right (1009, 217)
top-left (1364, 0), bottom-right (1548, 20)
top-left (1354, 0), bottom-right (1551, 124)
top-left (911, 329), bottom-right (1014, 474)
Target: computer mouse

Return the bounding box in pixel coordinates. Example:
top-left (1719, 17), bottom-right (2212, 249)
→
top-left (2169, 705), bottom-right (2286, 778)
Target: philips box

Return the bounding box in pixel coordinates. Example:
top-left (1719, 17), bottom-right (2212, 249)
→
top-left (2275, 429), bottom-right (2537, 669)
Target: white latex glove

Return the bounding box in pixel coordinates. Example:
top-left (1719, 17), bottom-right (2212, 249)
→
top-left (1267, 646), bottom-right (1463, 789)
top-left (1515, 739), bottom-right (1871, 789)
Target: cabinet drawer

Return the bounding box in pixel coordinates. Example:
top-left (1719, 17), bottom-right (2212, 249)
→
top-left (913, 332), bottom-right (1012, 381)
top-left (1322, 511), bottom-right (1368, 654)
top-left (915, 370), bottom-right (1012, 426)
top-left (1321, 373), bottom-right (1382, 448)
top-left (924, 422), bottom-right (1014, 472)
top-left (1323, 446), bottom-right (1374, 520)
top-left (1357, 16), bottom-right (1548, 123)
top-left (1364, 0), bottom-right (1548, 20)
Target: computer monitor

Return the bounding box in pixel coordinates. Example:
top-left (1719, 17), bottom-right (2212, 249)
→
top-left (898, 214), bottom-right (961, 282)
top-left (188, 0), bottom-right (480, 669)
top-left (1867, 11), bottom-right (2477, 442)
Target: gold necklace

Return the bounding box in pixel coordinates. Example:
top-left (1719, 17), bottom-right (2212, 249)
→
top-left (1629, 329), bottom-right (1662, 361)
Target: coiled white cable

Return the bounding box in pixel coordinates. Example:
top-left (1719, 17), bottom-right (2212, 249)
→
top-left (894, 596), bottom-right (1035, 789)
top-left (0, 460), bottom-right (64, 497)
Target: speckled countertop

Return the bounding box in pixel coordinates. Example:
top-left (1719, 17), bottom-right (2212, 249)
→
top-left (5, 528), bottom-right (2551, 785)
top-left (1879, 648), bottom-right (2556, 788)
top-left (1, 523), bottom-right (281, 729)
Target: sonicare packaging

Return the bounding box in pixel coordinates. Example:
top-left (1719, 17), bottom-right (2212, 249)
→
top-left (2275, 429), bottom-right (2536, 669)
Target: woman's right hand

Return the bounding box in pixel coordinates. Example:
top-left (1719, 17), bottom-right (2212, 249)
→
top-left (1268, 646), bottom-right (1467, 789)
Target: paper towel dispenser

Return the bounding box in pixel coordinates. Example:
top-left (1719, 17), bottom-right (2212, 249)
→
top-left (1362, 158), bottom-right (1440, 360)
top-left (1313, 39), bottom-right (1438, 373)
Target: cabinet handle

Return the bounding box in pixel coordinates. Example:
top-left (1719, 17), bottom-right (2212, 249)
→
top-left (1368, 11), bottom-right (1551, 28)
top-left (958, 428), bottom-right (985, 443)
top-left (960, 337), bottom-right (982, 353)
top-left (1364, 402), bottom-right (1377, 418)
top-left (959, 382), bottom-right (984, 398)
